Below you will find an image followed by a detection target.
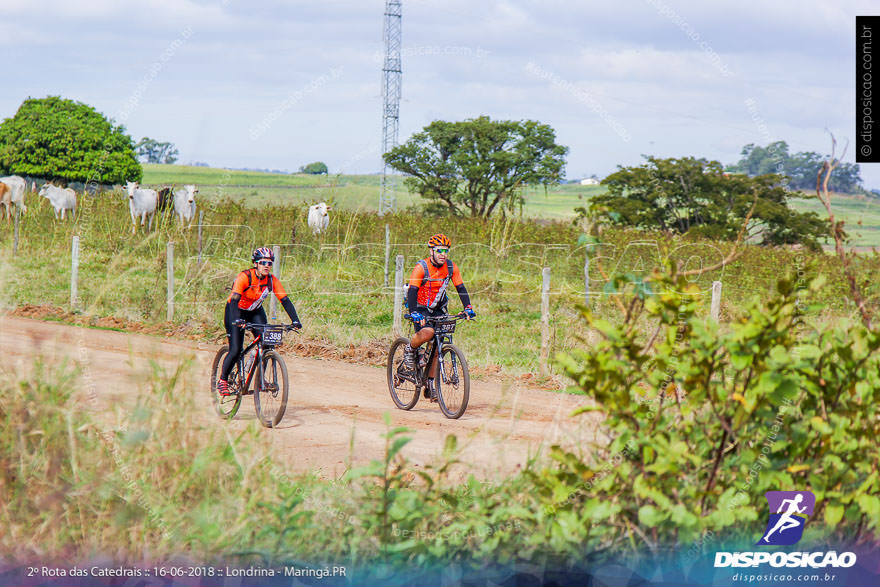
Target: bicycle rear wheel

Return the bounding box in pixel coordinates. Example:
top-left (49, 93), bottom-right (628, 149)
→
top-left (387, 337), bottom-right (420, 410)
top-left (254, 350), bottom-right (289, 428)
top-left (436, 343), bottom-right (469, 419)
top-left (210, 346), bottom-right (243, 419)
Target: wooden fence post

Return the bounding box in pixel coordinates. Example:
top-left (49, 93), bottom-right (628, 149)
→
top-left (540, 267), bottom-right (551, 376)
top-left (197, 210), bottom-right (204, 265)
top-left (384, 223), bottom-right (391, 288)
top-left (166, 242), bottom-right (174, 322)
top-left (711, 280), bottom-right (722, 322)
top-left (70, 236), bottom-right (80, 310)
top-left (13, 206), bottom-right (20, 256)
top-left (393, 254), bottom-right (404, 336)
top-left (584, 255), bottom-right (590, 308)
top-left (270, 245), bottom-right (281, 320)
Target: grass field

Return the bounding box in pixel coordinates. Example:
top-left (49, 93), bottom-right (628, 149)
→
top-left (788, 193), bottom-right (880, 248)
top-left (141, 164), bottom-right (606, 220)
top-left (142, 164), bottom-right (880, 245)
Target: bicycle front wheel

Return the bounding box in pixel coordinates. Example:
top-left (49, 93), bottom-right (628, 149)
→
top-left (254, 350), bottom-right (289, 428)
top-left (210, 346), bottom-right (243, 419)
top-left (387, 337), bottom-right (420, 410)
top-left (436, 343), bottom-right (470, 419)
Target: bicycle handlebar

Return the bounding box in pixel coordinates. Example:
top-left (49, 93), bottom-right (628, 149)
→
top-left (403, 312), bottom-right (475, 323)
top-left (234, 320), bottom-right (300, 333)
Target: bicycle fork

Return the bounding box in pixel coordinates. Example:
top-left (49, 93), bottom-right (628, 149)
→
top-left (434, 339), bottom-right (459, 387)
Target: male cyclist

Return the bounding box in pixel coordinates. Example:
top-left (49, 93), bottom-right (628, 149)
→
top-left (217, 247), bottom-right (302, 395)
top-left (402, 234), bottom-right (475, 399)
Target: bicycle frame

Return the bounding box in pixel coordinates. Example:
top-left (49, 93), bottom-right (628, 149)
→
top-left (237, 335), bottom-right (263, 393)
top-left (417, 317), bottom-right (461, 387)
top-left (235, 325), bottom-right (282, 394)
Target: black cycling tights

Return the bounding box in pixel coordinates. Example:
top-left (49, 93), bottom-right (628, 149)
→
top-left (220, 301), bottom-right (267, 381)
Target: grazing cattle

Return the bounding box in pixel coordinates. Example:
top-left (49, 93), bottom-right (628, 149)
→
top-left (173, 184), bottom-right (198, 225)
top-left (125, 181), bottom-right (159, 234)
top-left (39, 183), bottom-right (77, 220)
top-left (0, 182), bottom-right (10, 221)
top-left (157, 186), bottom-right (174, 212)
top-left (307, 202), bottom-right (332, 235)
top-left (0, 175), bottom-right (27, 215)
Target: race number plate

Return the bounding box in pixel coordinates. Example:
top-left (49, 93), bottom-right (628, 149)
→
top-left (263, 328), bottom-right (283, 345)
top-left (435, 321), bottom-right (456, 334)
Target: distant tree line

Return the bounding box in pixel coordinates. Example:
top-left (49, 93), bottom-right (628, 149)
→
top-left (728, 141), bottom-right (862, 193)
top-left (135, 137), bottom-right (179, 164)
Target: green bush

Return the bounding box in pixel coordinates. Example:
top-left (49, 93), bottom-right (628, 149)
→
top-left (549, 268), bottom-right (880, 553)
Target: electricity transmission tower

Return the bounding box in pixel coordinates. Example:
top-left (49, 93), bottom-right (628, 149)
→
top-left (379, 0), bottom-right (402, 216)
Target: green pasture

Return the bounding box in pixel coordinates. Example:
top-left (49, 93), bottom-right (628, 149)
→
top-left (142, 165), bottom-right (880, 246)
top-left (788, 193), bottom-right (880, 248)
top-left (141, 164), bottom-right (605, 220)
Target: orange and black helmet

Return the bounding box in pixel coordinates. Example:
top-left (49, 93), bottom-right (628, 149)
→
top-left (427, 233), bottom-right (451, 248)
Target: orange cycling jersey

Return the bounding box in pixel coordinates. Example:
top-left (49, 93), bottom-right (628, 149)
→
top-left (227, 268), bottom-right (288, 311)
top-left (409, 258), bottom-right (463, 308)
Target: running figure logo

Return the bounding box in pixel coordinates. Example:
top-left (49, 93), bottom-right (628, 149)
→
top-left (758, 491), bottom-right (815, 546)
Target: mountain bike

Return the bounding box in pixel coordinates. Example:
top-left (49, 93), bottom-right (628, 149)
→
top-left (386, 312), bottom-right (471, 419)
top-left (210, 321), bottom-right (298, 427)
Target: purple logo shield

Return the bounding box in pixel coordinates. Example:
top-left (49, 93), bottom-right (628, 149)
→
top-left (757, 491), bottom-right (816, 546)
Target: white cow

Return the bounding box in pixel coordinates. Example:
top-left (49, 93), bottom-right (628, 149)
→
top-left (125, 181), bottom-right (159, 234)
top-left (307, 202), bottom-right (332, 235)
top-left (39, 183), bottom-right (77, 220)
top-left (173, 184), bottom-right (198, 225)
top-left (0, 175), bottom-right (27, 214)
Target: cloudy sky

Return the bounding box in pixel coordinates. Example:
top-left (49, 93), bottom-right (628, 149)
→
top-left (2, 0), bottom-right (876, 187)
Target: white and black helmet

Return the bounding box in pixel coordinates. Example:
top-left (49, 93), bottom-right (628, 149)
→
top-left (252, 247), bottom-right (274, 263)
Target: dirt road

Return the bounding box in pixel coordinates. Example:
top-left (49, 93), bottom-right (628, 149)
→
top-left (0, 315), bottom-right (598, 478)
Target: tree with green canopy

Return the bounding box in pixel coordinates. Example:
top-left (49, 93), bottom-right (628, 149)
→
top-left (384, 116), bottom-right (568, 217)
top-left (299, 161), bottom-right (328, 175)
top-left (0, 96), bottom-right (141, 184)
top-left (591, 156), bottom-right (827, 250)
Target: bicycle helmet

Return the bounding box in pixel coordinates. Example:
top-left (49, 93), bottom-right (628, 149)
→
top-left (427, 233), bottom-right (451, 248)
top-left (252, 247), bottom-right (274, 263)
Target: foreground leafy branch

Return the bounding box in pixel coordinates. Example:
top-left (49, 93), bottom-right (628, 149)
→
top-left (553, 269), bottom-right (880, 550)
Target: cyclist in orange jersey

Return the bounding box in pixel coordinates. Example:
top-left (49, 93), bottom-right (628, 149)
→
top-left (217, 247), bottom-right (302, 395)
top-left (401, 234), bottom-right (475, 399)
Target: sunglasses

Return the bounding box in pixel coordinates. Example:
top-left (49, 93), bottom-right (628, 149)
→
top-left (256, 260), bottom-right (273, 266)
top-left (433, 248), bottom-right (449, 254)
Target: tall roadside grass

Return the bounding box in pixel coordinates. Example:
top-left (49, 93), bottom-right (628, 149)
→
top-left (1, 188), bottom-right (878, 378)
top-left (0, 356), bottom-right (279, 561)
